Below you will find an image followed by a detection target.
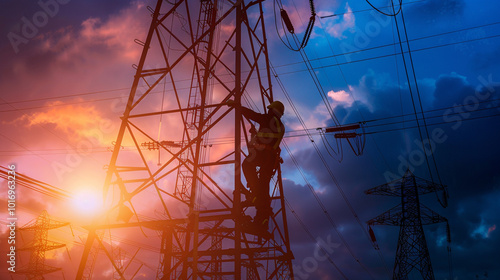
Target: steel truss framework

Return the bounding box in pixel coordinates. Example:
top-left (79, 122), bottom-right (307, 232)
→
top-left (18, 210), bottom-right (69, 280)
top-left (76, 0), bottom-right (294, 279)
top-left (366, 170), bottom-right (448, 280)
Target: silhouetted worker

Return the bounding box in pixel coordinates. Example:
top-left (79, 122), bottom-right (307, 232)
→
top-left (227, 100), bottom-right (285, 233)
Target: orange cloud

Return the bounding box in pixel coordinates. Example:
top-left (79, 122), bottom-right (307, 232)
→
top-left (12, 101), bottom-right (115, 145)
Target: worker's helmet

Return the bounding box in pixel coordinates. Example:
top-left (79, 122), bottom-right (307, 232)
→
top-left (267, 101), bottom-right (285, 117)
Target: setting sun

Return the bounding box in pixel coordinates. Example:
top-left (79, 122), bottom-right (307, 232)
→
top-left (71, 188), bottom-right (103, 217)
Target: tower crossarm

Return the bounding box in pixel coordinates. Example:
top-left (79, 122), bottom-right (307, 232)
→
top-left (364, 180), bottom-right (403, 196)
top-left (18, 240), bottom-right (66, 252)
top-left (20, 210), bottom-right (70, 231)
top-left (413, 177), bottom-right (447, 195)
top-left (365, 170), bottom-right (447, 196)
top-left (420, 204), bottom-right (448, 225)
top-left (367, 204), bottom-right (403, 226)
top-left (21, 221), bottom-right (70, 231)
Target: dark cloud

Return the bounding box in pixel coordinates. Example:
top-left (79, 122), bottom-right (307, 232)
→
top-left (431, 74), bottom-right (500, 198)
top-left (469, 46), bottom-right (500, 73)
top-left (433, 72), bottom-right (472, 107)
top-left (280, 70), bottom-right (500, 278)
top-left (0, 0), bottom-right (134, 36)
top-left (409, 0), bottom-right (465, 23)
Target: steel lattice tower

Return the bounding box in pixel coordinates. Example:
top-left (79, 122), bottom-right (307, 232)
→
top-left (366, 169), bottom-right (449, 280)
top-left (17, 210), bottom-right (69, 280)
top-left (76, 1), bottom-right (294, 279)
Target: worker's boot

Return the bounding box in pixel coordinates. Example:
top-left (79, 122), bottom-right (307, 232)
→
top-left (253, 205), bottom-right (271, 230)
top-left (254, 217), bottom-right (269, 231)
top-left (242, 217), bottom-right (271, 240)
top-left (241, 182), bottom-right (257, 207)
top-left (251, 217), bottom-right (271, 240)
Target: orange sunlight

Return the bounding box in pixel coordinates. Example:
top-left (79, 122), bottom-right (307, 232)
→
top-left (70, 188), bottom-right (103, 218)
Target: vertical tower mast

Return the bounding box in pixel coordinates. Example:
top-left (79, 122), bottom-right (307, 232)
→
top-left (77, 1), bottom-right (294, 279)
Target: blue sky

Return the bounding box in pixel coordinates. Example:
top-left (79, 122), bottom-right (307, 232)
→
top-left (1, 0), bottom-right (499, 279)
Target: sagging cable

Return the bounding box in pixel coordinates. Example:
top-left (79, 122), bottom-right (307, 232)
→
top-left (276, 0), bottom-right (316, 51)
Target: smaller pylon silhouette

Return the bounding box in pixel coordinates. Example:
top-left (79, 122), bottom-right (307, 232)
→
top-left (17, 210), bottom-right (69, 280)
top-left (365, 169), bottom-right (450, 280)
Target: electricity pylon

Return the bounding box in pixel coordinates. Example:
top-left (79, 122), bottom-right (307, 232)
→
top-left (365, 169), bottom-right (450, 280)
top-left (76, 1), bottom-right (294, 279)
top-left (17, 210), bottom-right (69, 280)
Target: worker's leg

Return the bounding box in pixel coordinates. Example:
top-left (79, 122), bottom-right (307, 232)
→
top-left (242, 149), bottom-right (260, 192)
top-left (253, 160), bottom-right (274, 230)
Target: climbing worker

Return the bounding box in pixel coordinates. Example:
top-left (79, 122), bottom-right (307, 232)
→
top-left (226, 99), bottom-right (285, 233)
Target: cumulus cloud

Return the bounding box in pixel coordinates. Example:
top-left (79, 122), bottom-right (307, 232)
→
top-left (471, 220), bottom-right (497, 239)
top-left (327, 89), bottom-right (354, 107)
top-left (319, 3), bottom-right (355, 39)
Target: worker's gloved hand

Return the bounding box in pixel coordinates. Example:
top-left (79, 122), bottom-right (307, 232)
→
top-left (226, 99), bottom-right (235, 107)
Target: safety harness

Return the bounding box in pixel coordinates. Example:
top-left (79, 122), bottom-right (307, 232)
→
top-left (255, 116), bottom-right (284, 150)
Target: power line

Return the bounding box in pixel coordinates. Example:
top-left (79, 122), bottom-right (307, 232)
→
top-left (0, 88), bottom-right (169, 113)
top-left (0, 96), bottom-right (121, 113)
top-left (283, 141), bottom-right (374, 278)
top-left (363, 105), bottom-right (500, 130)
top-left (271, 59), bottom-right (378, 278)
top-left (321, 0), bottom-right (426, 18)
top-left (0, 166), bottom-right (166, 258)
top-left (237, 69), bottom-right (351, 277)
top-left (273, 19), bottom-right (500, 69)
top-left (2, 102), bottom-right (498, 156)
top-left (365, 111), bottom-right (500, 135)
top-left (268, 7), bottom-right (498, 278)
top-left (0, 87), bottom-right (129, 105)
top-left (363, 97), bottom-right (500, 124)
top-left (366, 0), bottom-right (402, 17)
top-left (2, 22), bottom-right (498, 111)
top-left (0, 95), bottom-right (112, 191)
top-left (276, 33), bottom-right (500, 76)
top-left (315, 15), bottom-right (394, 274)
top-left (391, 1), bottom-right (446, 215)
top-left (284, 197), bottom-right (349, 279)
top-left (0, 12), bottom-right (494, 108)
top-left (399, 1), bottom-right (445, 191)
top-left (274, 3), bottom-right (479, 277)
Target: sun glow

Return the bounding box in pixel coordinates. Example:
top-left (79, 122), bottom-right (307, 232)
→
top-left (71, 188), bottom-right (103, 217)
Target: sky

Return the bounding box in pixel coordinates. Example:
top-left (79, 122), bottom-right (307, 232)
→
top-left (1, 0), bottom-right (500, 279)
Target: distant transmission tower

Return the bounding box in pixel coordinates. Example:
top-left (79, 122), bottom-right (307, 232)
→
top-left (77, 0), bottom-right (294, 279)
top-left (366, 169), bottom-right (450, 280)
top-left (17, 210), bottom-right (69, 280)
